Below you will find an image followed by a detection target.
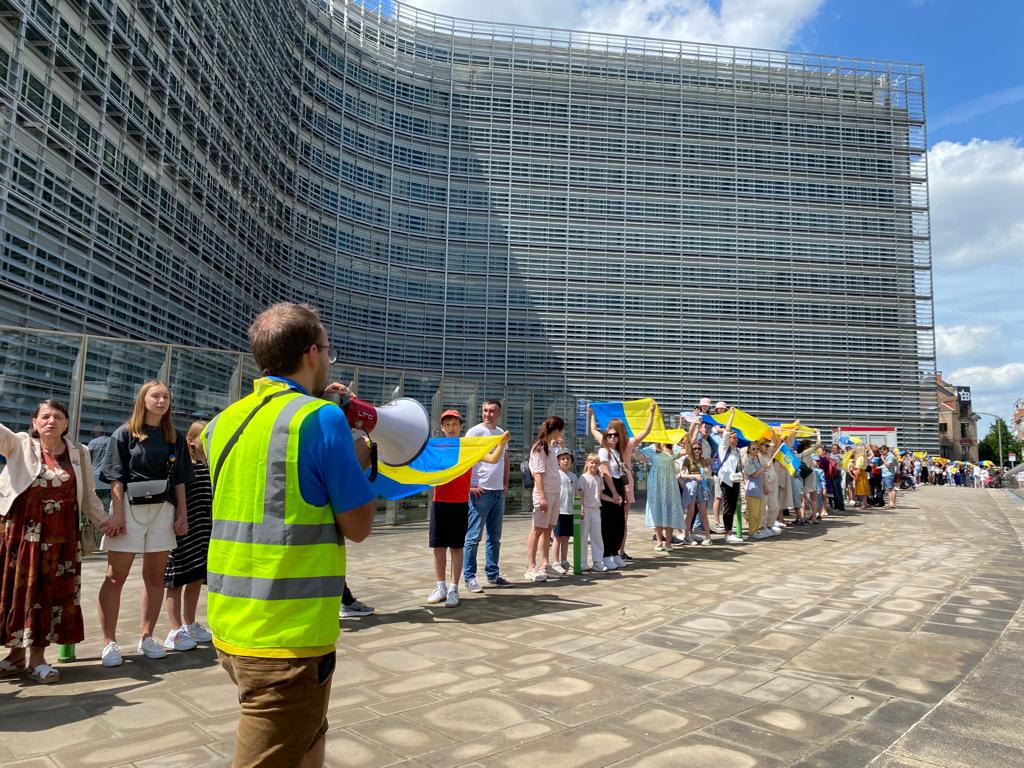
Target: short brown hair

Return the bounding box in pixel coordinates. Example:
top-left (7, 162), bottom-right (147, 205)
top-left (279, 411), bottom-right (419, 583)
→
top-left (249, 303), bottom-right (323, 375)
top-left (29, 400), bottom-right (70, 438)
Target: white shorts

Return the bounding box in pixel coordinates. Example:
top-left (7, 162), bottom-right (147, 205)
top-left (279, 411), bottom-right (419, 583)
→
top-left (102, 501), bottom-right (177, 553)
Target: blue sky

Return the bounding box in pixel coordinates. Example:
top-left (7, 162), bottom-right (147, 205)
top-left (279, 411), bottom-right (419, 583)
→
top-left (380, 0), bottom-right (1024, 431)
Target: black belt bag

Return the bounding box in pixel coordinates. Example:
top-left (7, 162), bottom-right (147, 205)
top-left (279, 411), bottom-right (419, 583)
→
top-left (126, 479), bottom-right (169, 506)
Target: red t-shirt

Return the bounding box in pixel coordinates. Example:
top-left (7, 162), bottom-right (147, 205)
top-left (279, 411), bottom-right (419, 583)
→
top-left (433, 469), bottom-right (471, 503)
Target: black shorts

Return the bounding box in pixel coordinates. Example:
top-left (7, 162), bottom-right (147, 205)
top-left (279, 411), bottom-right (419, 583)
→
top-left (554, 514), bottom-right (574, 538)
top-left (429, 501), bottom-right (469, 549)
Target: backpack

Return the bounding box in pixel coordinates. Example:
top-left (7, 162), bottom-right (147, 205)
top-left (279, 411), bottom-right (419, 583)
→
top-left (520, 459), bottom-right (534, 489)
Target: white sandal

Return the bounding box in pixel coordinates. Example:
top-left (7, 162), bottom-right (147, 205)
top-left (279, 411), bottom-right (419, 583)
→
top-left (29, 663), bottom-right (60, 684)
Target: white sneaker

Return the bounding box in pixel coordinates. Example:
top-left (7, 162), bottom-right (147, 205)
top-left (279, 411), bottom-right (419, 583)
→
top-left (543, 564), bottom-right (562, 579)
top-left (445, 586), bottom-right (460, 607)
top-left (187, 622), bottom-right (213, 642)
top-left (560, 559), bottom-right (572, 574)
top-left (465, 576), bottom-right (484, 593)
top-left (427, 585), bottom-right (447, 604)
top-left (701, 536), bottom-right (713, 546)
top-left (101, 641), bottom-right (122, 667)
top-left (550, 562), bottom-right (567, 576)
top-left (613, 555), bottom-right (628, 568)
top-left (751, 530), bottom-right (770, 540)
top-left (768, 526), bottom-right (781, 536)
top-left (603, 556), bottom-right (618, 570)
top-left (775, 521), bottom-right (787, 528)
top-left (591, 560), bottom-right (608, 572)
top-left (525, 568), bottom-right (548, 582)
top-left (163, 627), bottom-right (197, 651)
top-left (724, 533), bottom-right (744, 544)
top-left (579, 562), bottom-right (592, 572)
top-left (138, 636), bottom-right (167, 659)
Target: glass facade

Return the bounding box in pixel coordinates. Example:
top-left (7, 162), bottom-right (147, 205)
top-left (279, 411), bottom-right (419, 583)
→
top-left (0, 0), bottom-right (937, 450)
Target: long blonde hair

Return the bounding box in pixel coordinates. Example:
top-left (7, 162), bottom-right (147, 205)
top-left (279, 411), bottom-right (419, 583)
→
top-left (186, 421), bottom-right (207, 463)
top-left (127, 380), bottom-right (176, 443)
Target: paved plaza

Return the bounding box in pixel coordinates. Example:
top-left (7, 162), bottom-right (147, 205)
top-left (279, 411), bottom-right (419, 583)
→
top-left (1, 486), bottom-right (1023, 767)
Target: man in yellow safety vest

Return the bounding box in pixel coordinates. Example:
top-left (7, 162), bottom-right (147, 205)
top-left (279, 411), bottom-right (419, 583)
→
top-left (204, 302), bottom-right (375, 768)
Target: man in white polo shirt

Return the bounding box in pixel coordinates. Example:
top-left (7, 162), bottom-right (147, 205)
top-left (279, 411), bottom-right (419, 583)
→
top-left (463, 399), bottom-right (512, 591)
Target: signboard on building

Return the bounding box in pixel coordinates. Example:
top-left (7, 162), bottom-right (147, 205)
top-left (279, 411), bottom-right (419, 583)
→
top-left (575, 399), bottom-right (589, 436)
top-left (956, 386), bottom-right (972, 417)
top-left (1010, 453), bottom-right (1017, 464)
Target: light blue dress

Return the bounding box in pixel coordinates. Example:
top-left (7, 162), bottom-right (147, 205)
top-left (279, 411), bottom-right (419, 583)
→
top-left (640, 446), bottom-right (684, 529)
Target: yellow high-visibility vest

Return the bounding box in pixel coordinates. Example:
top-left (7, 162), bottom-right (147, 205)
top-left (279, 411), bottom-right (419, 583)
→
top-left (204, 377), bottom-right (345, 658)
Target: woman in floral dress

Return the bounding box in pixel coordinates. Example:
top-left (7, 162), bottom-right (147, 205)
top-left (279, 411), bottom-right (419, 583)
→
top-left (0, 400), bottom-right (111, 683)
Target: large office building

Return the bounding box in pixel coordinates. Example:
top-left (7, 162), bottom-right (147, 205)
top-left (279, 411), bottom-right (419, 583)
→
top-left (0, 0), bottom-right (938, 449)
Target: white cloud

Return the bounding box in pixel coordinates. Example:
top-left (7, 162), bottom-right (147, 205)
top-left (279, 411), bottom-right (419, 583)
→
top-left (928, 139), bottom-right (1024, 268)
top-left (408, 0), bottom-right (824, 49)
top-left (935, 324), bottom-right (998, 358)
top-left (947, 363), bottom-right (1024, 422)
top-left (950, 363), bottom-right (1024, 392)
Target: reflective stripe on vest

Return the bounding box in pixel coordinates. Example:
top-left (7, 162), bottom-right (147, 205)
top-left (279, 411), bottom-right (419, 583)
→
top-left (205, 378), bottom-right (345, 655)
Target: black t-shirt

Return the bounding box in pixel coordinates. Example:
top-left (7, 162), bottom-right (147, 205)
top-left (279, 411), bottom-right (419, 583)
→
top-left (102, 424), bottom-right (194, 502)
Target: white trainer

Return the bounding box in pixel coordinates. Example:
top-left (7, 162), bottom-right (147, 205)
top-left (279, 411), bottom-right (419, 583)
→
top-left (427, 585), bottom-right (447, 604)
top-left (163, 626), bottom-right (197, 651)
top-left (138, 636), bottom-right (168, 659)
top-left (591, 559), bottom-right (608, 572)
top-left (603, 556), bottom-right (618, 570)
top-left (101, 641), bottom-right (122, 667)
top-left (445, 586), bottom-right (460, 607)
top-left (187, 622), bottom-right (214, 642)
top-left (613, 555), bottom-right (628, 568)
top-left (724, 533), bottom-right (745, 544)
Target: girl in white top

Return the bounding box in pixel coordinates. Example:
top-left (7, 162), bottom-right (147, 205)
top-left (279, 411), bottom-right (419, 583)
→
top-left (597, 426), bottom-right (628, 569)
top-left (525, 416), bottom-right (565, 582)
top-left (576, 454), bottom-right (606, 572)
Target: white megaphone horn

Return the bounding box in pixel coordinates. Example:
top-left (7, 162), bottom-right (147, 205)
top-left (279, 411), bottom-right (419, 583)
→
top-left (339, 394), bottom-right (430, 468)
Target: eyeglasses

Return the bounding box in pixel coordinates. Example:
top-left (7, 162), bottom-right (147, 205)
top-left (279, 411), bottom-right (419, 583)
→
top-left (315, 343), bottom-right (338, 364)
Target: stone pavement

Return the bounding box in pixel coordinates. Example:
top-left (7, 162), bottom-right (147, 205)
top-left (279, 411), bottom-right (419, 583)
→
top-left (1, 487), bottom-right (1023, 768)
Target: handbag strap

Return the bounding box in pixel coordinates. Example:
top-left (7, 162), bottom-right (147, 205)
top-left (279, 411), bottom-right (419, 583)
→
top-left (211, 389), bottom-right (293, 489)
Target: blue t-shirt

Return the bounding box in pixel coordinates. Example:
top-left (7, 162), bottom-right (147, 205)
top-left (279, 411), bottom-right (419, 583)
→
top-left (268, 377), bottom-right (375, 515)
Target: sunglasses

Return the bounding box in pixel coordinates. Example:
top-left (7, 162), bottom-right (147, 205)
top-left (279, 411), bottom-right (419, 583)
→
top-left (604, 433), bottom-right (619, 439)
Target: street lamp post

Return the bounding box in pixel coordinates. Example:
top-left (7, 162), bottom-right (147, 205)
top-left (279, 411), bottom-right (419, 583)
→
top-left (973, 411), bottom-right (1004, 468)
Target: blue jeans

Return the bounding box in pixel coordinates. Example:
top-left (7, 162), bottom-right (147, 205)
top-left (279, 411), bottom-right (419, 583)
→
top-left (464, 490), bottom-right (505, 581)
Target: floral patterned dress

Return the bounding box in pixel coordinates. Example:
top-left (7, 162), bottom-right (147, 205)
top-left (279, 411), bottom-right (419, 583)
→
top-left (0, 449), bottom-right (84, 648)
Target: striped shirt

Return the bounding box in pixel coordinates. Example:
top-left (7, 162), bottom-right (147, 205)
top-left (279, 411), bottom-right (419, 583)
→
top-left (164, 462), bottom-right (212, 588)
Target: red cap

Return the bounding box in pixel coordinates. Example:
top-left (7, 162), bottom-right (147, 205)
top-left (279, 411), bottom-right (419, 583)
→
top-left (440, 409), bottom-right (463, 422)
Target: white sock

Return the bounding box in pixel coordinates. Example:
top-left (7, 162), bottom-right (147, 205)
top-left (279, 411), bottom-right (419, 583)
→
top-left (448, 583), bottom-right (458, 592)
top-left (437, 580), bottom-right (446, 590)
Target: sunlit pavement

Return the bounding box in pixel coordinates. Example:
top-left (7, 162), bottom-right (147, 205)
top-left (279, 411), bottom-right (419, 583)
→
top-left (2, 486), bottom-right (1023, 767)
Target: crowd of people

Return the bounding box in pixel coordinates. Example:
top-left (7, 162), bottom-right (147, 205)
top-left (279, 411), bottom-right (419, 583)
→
top-left (0, 300), bottom-right (1003, 766)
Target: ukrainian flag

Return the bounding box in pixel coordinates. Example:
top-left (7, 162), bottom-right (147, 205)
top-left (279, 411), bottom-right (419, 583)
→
top-left (706, 408), bottom-right (774, 443)
top-left (838, 435), bottom-right (862, 447)
top-left (590, 398), bottom-right (687, 445)
top-left (372, 434), bottom-right (506, 500)
top-left (775, 443), bottom-right (800, 476)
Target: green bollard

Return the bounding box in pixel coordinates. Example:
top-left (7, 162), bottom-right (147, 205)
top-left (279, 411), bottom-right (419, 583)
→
top-left (572, 500), bottom-right (582, 575)
top-left (735, 494), bottom-right (744, 539)
top-left (58, 644), bottom-right (76, 663)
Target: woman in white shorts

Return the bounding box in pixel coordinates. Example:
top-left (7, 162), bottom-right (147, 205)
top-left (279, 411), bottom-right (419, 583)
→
top-left (98, 380), bottom-right (193, 667)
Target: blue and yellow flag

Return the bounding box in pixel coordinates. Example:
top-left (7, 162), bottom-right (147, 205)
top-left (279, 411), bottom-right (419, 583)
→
top-left (372, 434), bottom-right (505, 500)
top-left (775, 442), bottom-right (800, 476)
top-left (706, 408), bottom-right (774, 443)
top-left (590, 398), bottom-right (687, 445)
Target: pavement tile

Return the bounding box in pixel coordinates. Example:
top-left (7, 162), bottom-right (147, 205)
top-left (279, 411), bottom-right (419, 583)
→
top-left (0, 487), bottom-right (1019, 767)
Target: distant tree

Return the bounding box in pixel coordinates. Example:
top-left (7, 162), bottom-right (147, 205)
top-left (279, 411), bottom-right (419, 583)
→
top-left (978, 419), bottom-right (1023, 467)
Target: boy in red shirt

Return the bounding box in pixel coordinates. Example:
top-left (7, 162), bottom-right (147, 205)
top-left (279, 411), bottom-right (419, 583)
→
top-left (428, 410), bottom-right (508, 607)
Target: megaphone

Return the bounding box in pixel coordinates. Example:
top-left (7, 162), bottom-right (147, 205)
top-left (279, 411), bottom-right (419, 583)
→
top-left (340, 395), bottom-right (430, 467)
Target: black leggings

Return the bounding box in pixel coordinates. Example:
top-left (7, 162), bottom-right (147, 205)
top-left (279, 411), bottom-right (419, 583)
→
top-left (720, 481), bottom-right (740, 532)
top-left (600, 475), bottom-right (626, 558)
